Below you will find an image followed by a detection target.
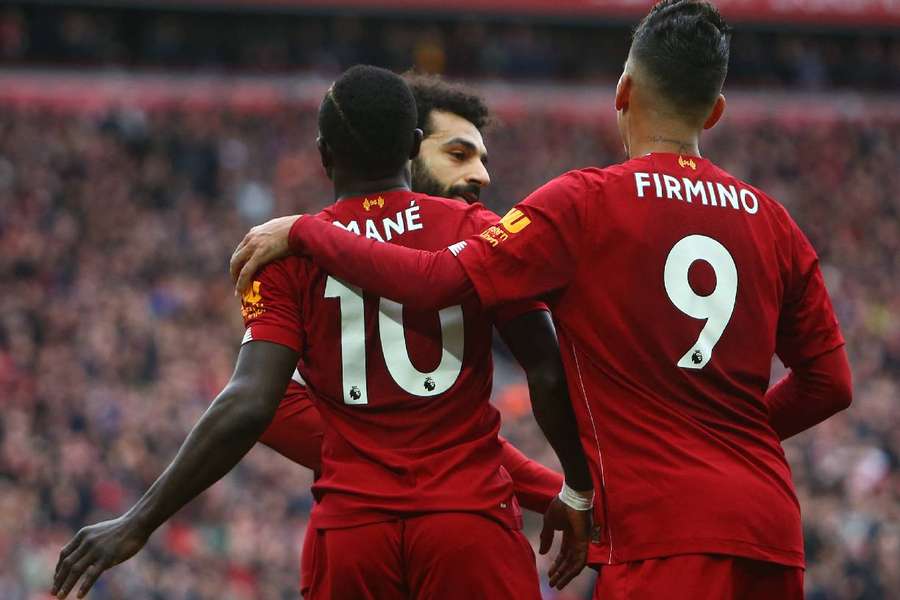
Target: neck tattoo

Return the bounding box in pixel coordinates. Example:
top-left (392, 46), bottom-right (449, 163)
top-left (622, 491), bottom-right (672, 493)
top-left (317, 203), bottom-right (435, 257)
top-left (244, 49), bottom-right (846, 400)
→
top-left (647, 136), bottom-right (694, 154)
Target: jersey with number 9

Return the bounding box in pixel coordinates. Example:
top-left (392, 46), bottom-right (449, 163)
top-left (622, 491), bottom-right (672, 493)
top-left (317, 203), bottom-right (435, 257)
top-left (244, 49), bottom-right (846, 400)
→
top-left (454, 153), bottom-right (844, 568)
top-left (241, 190), bottom-right (537, 531)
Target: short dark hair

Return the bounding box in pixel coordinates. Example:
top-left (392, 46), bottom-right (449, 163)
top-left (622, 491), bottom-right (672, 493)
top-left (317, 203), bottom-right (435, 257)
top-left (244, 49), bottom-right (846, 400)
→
top-left (630, 0), bottom-right (731, 118)
top-left (404, 73), bottom-right (490, 136)
top-left (318, 65), bottom-right (418, 177)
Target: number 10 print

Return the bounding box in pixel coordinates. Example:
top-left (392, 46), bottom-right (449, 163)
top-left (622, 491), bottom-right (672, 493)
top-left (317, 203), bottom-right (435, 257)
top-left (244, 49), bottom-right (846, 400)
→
top-left (324, 276), bottom-right (465, 405)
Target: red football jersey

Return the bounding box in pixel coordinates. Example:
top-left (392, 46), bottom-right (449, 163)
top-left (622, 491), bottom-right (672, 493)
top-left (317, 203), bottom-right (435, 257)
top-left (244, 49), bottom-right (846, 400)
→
top-left (242, 190), bottom-right (538, 530)
top-left (454, 153), bottom-right (844, 567)
top-left (258, 380), bottom-right (325, 473)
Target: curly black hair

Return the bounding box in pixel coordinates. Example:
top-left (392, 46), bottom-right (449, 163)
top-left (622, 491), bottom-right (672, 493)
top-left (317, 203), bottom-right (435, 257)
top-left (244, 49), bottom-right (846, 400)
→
top-left (630, 0), bottom-right (732, 118)
top-left (404, 73), bottom-right (491, 136)
top-left (318, 65), bottom-right (418, 177)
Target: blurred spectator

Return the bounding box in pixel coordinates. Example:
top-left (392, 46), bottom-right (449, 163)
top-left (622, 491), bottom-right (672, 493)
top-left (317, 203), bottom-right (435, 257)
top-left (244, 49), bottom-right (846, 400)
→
top-left (1, 5), bottom-right (897, 90)
top-left (0, 94), bottom-right (898, 600)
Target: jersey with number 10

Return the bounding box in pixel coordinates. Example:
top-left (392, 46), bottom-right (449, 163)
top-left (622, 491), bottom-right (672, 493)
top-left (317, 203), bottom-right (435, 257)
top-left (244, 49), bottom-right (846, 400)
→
top-left (455, 153), bottom-right (844, 568)
top-left (242, 190), bottom-right (529, 530)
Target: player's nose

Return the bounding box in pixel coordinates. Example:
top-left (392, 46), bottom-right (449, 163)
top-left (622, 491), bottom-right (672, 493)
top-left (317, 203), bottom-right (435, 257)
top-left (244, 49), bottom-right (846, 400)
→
top-left (468, 161), bottom-right (491, 188)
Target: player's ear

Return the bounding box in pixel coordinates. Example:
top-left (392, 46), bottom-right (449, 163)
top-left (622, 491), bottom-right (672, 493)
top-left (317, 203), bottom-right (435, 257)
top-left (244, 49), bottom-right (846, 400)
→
top-left (317, 136), bottom-right (334, 178)
top-left (615, 72), bottom-right (632, 112)
top-left (703, 94), bottom-right (726, 130)
top-left (409, 128), bottom-right (423, 160)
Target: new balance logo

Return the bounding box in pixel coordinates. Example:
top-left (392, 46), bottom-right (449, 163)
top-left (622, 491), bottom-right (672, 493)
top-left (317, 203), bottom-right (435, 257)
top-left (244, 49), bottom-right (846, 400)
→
top-left (448, 241), bottom-right (468, 256)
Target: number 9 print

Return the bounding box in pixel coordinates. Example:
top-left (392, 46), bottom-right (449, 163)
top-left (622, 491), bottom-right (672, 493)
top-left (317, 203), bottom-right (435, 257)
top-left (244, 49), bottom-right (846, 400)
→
top-left (663, 235), bottom-right (738, 370)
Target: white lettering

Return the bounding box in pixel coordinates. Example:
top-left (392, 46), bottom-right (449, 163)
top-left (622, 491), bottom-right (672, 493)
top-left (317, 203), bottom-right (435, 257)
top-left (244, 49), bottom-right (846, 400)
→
top-left (663, 175), bottom-right (683, 201)
top-left (364, 219), bottom-right (384, 242)
top-left (333, 220), bottom-right (361, 235)
top-left (635, 172), bottom-right (651, 198)
top-left (448, 241), bottom-right (468, 256)
top-left (706, 181), bottom-right (717, 206)
top-left (683, 178), bottom-right (706, 204)
top-left (740, 189), bottom-right (759, 214)
top-left (716, 183), bottom-right (739, 210)
top-left (629, 172), bottom-right (759, 216)
top-left (405, 202), bottom-right (423, 231)
top-left (382, 212), bottom-right (405, 241)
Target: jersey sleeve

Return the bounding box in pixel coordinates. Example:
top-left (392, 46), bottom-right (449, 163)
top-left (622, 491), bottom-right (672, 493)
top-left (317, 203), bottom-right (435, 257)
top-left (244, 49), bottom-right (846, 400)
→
top-left (499, 436), bottom-right (564, 514)
top-left (240, 259), bottom-right (305, 353)
top-left (464, 205), bottom-right (549, 324)
top-left (454, 171), bottom-right (594, 309)
top-left (775, 220), bottom-right (845, 368)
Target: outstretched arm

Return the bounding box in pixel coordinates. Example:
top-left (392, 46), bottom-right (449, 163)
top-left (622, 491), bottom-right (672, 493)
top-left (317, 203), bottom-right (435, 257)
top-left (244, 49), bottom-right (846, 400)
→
top-left (53, 341), bottom-right (299, 599)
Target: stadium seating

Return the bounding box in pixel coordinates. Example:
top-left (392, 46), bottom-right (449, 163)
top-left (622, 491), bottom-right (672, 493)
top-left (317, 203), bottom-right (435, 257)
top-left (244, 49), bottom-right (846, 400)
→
top-left (1, 95), bottom-right (897, 598)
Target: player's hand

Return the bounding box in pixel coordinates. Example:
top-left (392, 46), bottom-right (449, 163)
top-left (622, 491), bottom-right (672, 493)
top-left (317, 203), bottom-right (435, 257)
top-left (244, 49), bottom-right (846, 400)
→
top-left (231, 215), bottom-right (301, 295)
top-left (539, 496), bottom-right (592, 590)
top-left (52, 516), bottom-right (150, 599)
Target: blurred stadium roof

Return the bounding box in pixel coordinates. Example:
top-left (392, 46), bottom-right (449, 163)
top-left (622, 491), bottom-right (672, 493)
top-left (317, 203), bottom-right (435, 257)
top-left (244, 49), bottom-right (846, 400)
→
top-left (17, 0), bottom-right (900, 26)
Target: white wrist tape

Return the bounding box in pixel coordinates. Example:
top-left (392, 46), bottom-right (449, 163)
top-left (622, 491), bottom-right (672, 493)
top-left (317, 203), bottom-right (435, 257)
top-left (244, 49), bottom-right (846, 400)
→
top-left (558, 483), bottom-right (594, 511)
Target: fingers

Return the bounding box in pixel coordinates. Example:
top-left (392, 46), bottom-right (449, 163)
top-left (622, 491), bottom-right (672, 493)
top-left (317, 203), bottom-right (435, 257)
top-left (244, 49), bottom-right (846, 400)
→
top-left (235, 255), bottom-right (262, 297)
top-left (77, 561), bottom-right (108, 599)
top-left (57, 530), bottom-right (85, 569)
top-left (547, 534), bottom-right (587, 590)
top-left (547, 536), bottom-right (565, 580)
top-left (53, 540), bottom-right (89, 597)
top-left (55, 549), bottom-right (96, 599)
top-left (230, 240), bottom-right (254, 287)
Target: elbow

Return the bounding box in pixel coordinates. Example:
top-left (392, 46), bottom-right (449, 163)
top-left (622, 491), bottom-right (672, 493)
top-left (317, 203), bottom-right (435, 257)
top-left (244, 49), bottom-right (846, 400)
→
top-left (831, 351), bottom-right (853, 413)
top-left (216, 383), bottom-right (278, 433)
top-left (833, 374), bottom-right (853, 413)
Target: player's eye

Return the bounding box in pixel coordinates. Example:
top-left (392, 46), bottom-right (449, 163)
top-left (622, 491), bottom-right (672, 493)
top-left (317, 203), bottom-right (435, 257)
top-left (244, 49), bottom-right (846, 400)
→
top-left (449, 151), bottom-right (467, 161)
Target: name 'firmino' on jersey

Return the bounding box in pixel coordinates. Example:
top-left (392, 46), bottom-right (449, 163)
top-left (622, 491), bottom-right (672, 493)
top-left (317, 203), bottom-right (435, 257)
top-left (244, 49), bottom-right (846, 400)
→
top-left (633, 167), bottom-right (759, 215)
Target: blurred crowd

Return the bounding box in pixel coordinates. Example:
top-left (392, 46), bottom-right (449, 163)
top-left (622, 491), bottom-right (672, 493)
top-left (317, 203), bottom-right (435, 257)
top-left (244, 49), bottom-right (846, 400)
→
top-left (0, 95), bottom-right (898, 600)
top-left (2, 5), bottom-right (900, 90)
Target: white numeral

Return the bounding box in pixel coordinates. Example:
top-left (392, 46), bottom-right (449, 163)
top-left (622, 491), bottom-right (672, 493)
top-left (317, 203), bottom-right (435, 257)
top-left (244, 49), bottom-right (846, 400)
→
top-left (326, 276), bottom-right (465, 404)
top-left (379, 300), bottom-right (464, 397)
top-left (663, 235), bottom-right (737, 369)
top-left (325, 277), bottom-right (369, 404)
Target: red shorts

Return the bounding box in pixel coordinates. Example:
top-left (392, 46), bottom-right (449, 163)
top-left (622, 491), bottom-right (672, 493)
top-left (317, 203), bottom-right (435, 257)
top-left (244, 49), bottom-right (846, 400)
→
top-left (594, 554), bottom-right (803, 600)
top-left (307, 513), bottom-right (541, 600)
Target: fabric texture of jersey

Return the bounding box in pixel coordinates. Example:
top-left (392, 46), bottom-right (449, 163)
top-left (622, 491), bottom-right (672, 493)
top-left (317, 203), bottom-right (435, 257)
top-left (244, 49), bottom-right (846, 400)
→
top-left (454, 153), bottom-right (845, 567)
top-left (259, 381), bottom-right (324, 473)
top-left (242, 190), bottom-right (539, 530)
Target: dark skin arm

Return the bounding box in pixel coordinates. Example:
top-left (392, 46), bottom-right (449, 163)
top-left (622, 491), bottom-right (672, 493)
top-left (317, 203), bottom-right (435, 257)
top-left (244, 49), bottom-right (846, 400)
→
top-left (52, 341), bottom-right (299, 599)
top-left (497, 309), bottom-right (593, 590)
